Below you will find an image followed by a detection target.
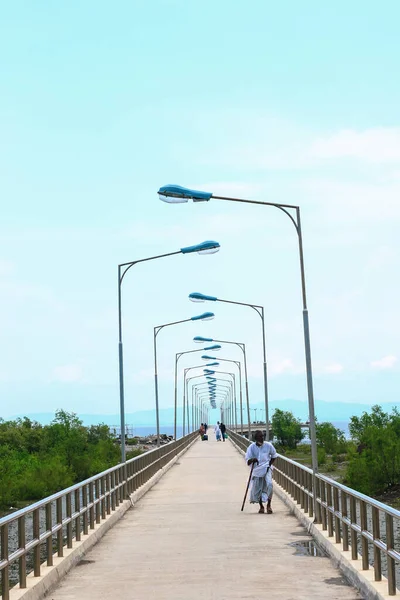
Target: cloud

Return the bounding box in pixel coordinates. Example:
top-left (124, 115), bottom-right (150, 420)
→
top-left (269, 359), bottom-right (304, 376)
top-left (323, 363), bottom-right (344, 374)
top-left (52, 365), bottom-right (84, 382)
top-left (370, 355), bottom-right (397, 370)
top-left (310, 128), bottom-right (400, 164)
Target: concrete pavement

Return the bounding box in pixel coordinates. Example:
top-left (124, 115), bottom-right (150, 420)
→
top-left (49, 436), bottom-right (362, 600)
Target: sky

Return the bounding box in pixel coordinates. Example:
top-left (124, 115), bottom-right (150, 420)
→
top-left (1, 0), bottom-right (400, 422)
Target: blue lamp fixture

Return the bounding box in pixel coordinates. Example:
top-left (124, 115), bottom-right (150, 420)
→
top-left (202, 354), bottom-right (216, 361)
top-left (158, 184), bottom-right (212, 203)
top-left (181, 241), bottom-right (220, 255)
top-left (193, 336), bottom-right (213, 343)
top-left (191, 312), bottom-right (215, 321)
top-left (204, 344), bottom-right (221, 351)
top-left (189, 292), bottom-right (218, 302)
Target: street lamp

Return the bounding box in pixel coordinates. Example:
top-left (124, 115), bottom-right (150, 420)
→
top-left (190, 292), bottom-right (270, 440)
top-left (202, 356), bottom-right (243, 431)
top-left (154, 312), bottom-right (215, 446)
top-left (174, 343), bottom-right (223, 440)
top-left (194, 336), bottom-right (250, 437)
top-left (185, 369), bottom-right (235, 433)
top-left (118, 240), bottom-right (220, 461)
top-left (158, 184), bottom-right (319, 518)
top-left (183, 364), bottom-right (231, 433)
top-left (189, 379), bottom-right (229, 430)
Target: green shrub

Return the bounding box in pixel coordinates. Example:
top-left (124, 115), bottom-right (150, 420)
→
top-left (345, 406), bottom-right (400, 496)
top-left (272, 409), bottom-right (305, 449)
top-left (0, 411), bottom-right (124, 509)
top-left (317, 447), bottom-right (326, 465)
top-left (126, 448), bottom-right (143, 460)
top-left (126, 438), bottom-right (138, 446)
top-left (324, 461), bottom-right (335, 472)
top-left (316, 421), bottom-right (346, 454)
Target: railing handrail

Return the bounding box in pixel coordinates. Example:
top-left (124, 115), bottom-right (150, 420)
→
top-left (0, 437), bottom-right (185, 525)
top-left (275, 450), bottom-right (400, 519)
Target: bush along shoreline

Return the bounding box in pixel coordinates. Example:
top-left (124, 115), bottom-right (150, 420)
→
top-left (272, 405), bottom-right (400, 508)
top-left (0, 409), bottom-right (143, 512)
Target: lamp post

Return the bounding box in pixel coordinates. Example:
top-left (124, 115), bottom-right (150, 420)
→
top-left (186, 371), bottom-right (235, 431)
top-left (118, 239), bottom-right (220, 462)
top-left (194, 336), bottom-right (251, 438)
top-left (158, 185), bottom-right (319, 519)
top-left (174, 344), bottom-right (222, 439)
top-left (202, 356), bottom-right (240, 431)
top-left (198, 375), bottom-right (234, 426)
top-left (183, 363), bottom-right (233, 435)
top-left (190, 292), bottom-right (270, 440)
top-left (154, 312), bottom-right (214, 446)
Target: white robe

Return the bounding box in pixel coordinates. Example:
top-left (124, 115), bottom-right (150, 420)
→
top-left (245, 441), bottom-right (277, 477)
top-left (245, 441), bottom-right (277, 503)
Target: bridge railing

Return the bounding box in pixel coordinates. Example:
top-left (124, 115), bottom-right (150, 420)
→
top-left (0, 432), bottom-right (197, 600)
top-left (228, 429), bottom-right (400, 596)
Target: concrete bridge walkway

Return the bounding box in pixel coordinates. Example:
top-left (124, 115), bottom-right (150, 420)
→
top-left (49, 437), bottom-right (361, 600)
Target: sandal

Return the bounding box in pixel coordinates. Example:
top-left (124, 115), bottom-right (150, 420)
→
top-left (258, 506), bottom-right (265, 514)
top-left (267, 507), bottom-right (273, 514)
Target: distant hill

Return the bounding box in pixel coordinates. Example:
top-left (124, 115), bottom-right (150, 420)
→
top-left (7, 399), bottom-right (399, 427)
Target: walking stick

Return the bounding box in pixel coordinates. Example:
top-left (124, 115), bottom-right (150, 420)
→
top-left (241, 462), bottom-right (255, 511)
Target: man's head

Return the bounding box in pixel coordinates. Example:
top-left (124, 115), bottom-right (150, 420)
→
top-left (254, 430), bottom-right (264, 446)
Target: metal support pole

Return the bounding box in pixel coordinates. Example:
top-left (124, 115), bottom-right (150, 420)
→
top-left (153, 328), bottom-right (161, 447)
top-left (174, 356), bottom-right (178, 440)
top-left (260, 307), bottom-right (270, 440)
top-left (117, 268), bottom-right (126, 462)
top-left (242, 345), bottom-right (251, 440)
top-left (183, 370), bottom-right (187, 437)
top-left (296, 208), bottom-right (319, 521)
top-left (238, 362), bottom-right (243, 434)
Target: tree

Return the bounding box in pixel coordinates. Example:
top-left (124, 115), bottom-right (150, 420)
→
top-left (0, 410), bottom-right (123, 509)
top-left (345, 406), bottom-right (400, 495)
top-left (315, 422), bottom-right (346, 454)
top-left (272, 409), bottom-right (304, 449)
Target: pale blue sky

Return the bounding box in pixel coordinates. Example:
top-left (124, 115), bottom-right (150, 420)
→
top-left (1, 1), bottom-right (399, 420)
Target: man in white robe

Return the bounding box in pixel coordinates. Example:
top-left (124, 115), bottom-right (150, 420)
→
top-left (245, 430), bottom-right (277, 514)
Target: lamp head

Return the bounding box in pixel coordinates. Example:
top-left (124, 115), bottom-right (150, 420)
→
top-left (158, 184), bottom-right (212, 203)
top-left (191, 312), bottom-right (215, 322)
top-left (181, 241), bottom-right (220, 255)
top-left (193, 336), bottom-right (213, 344)
top-left (189, 292), bottom-right (218, 302)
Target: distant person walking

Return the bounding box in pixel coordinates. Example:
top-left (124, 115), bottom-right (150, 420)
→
top-left (214, 422), bottom-right (222, 441)
top-left (219, 421), bottom-right (226, 442)
top-left (245, 430), bottom-right (277, 514)
top-left (199, 423), bottom-right (205, 439)
top-left (204, 422), bottom-right (208, 433)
